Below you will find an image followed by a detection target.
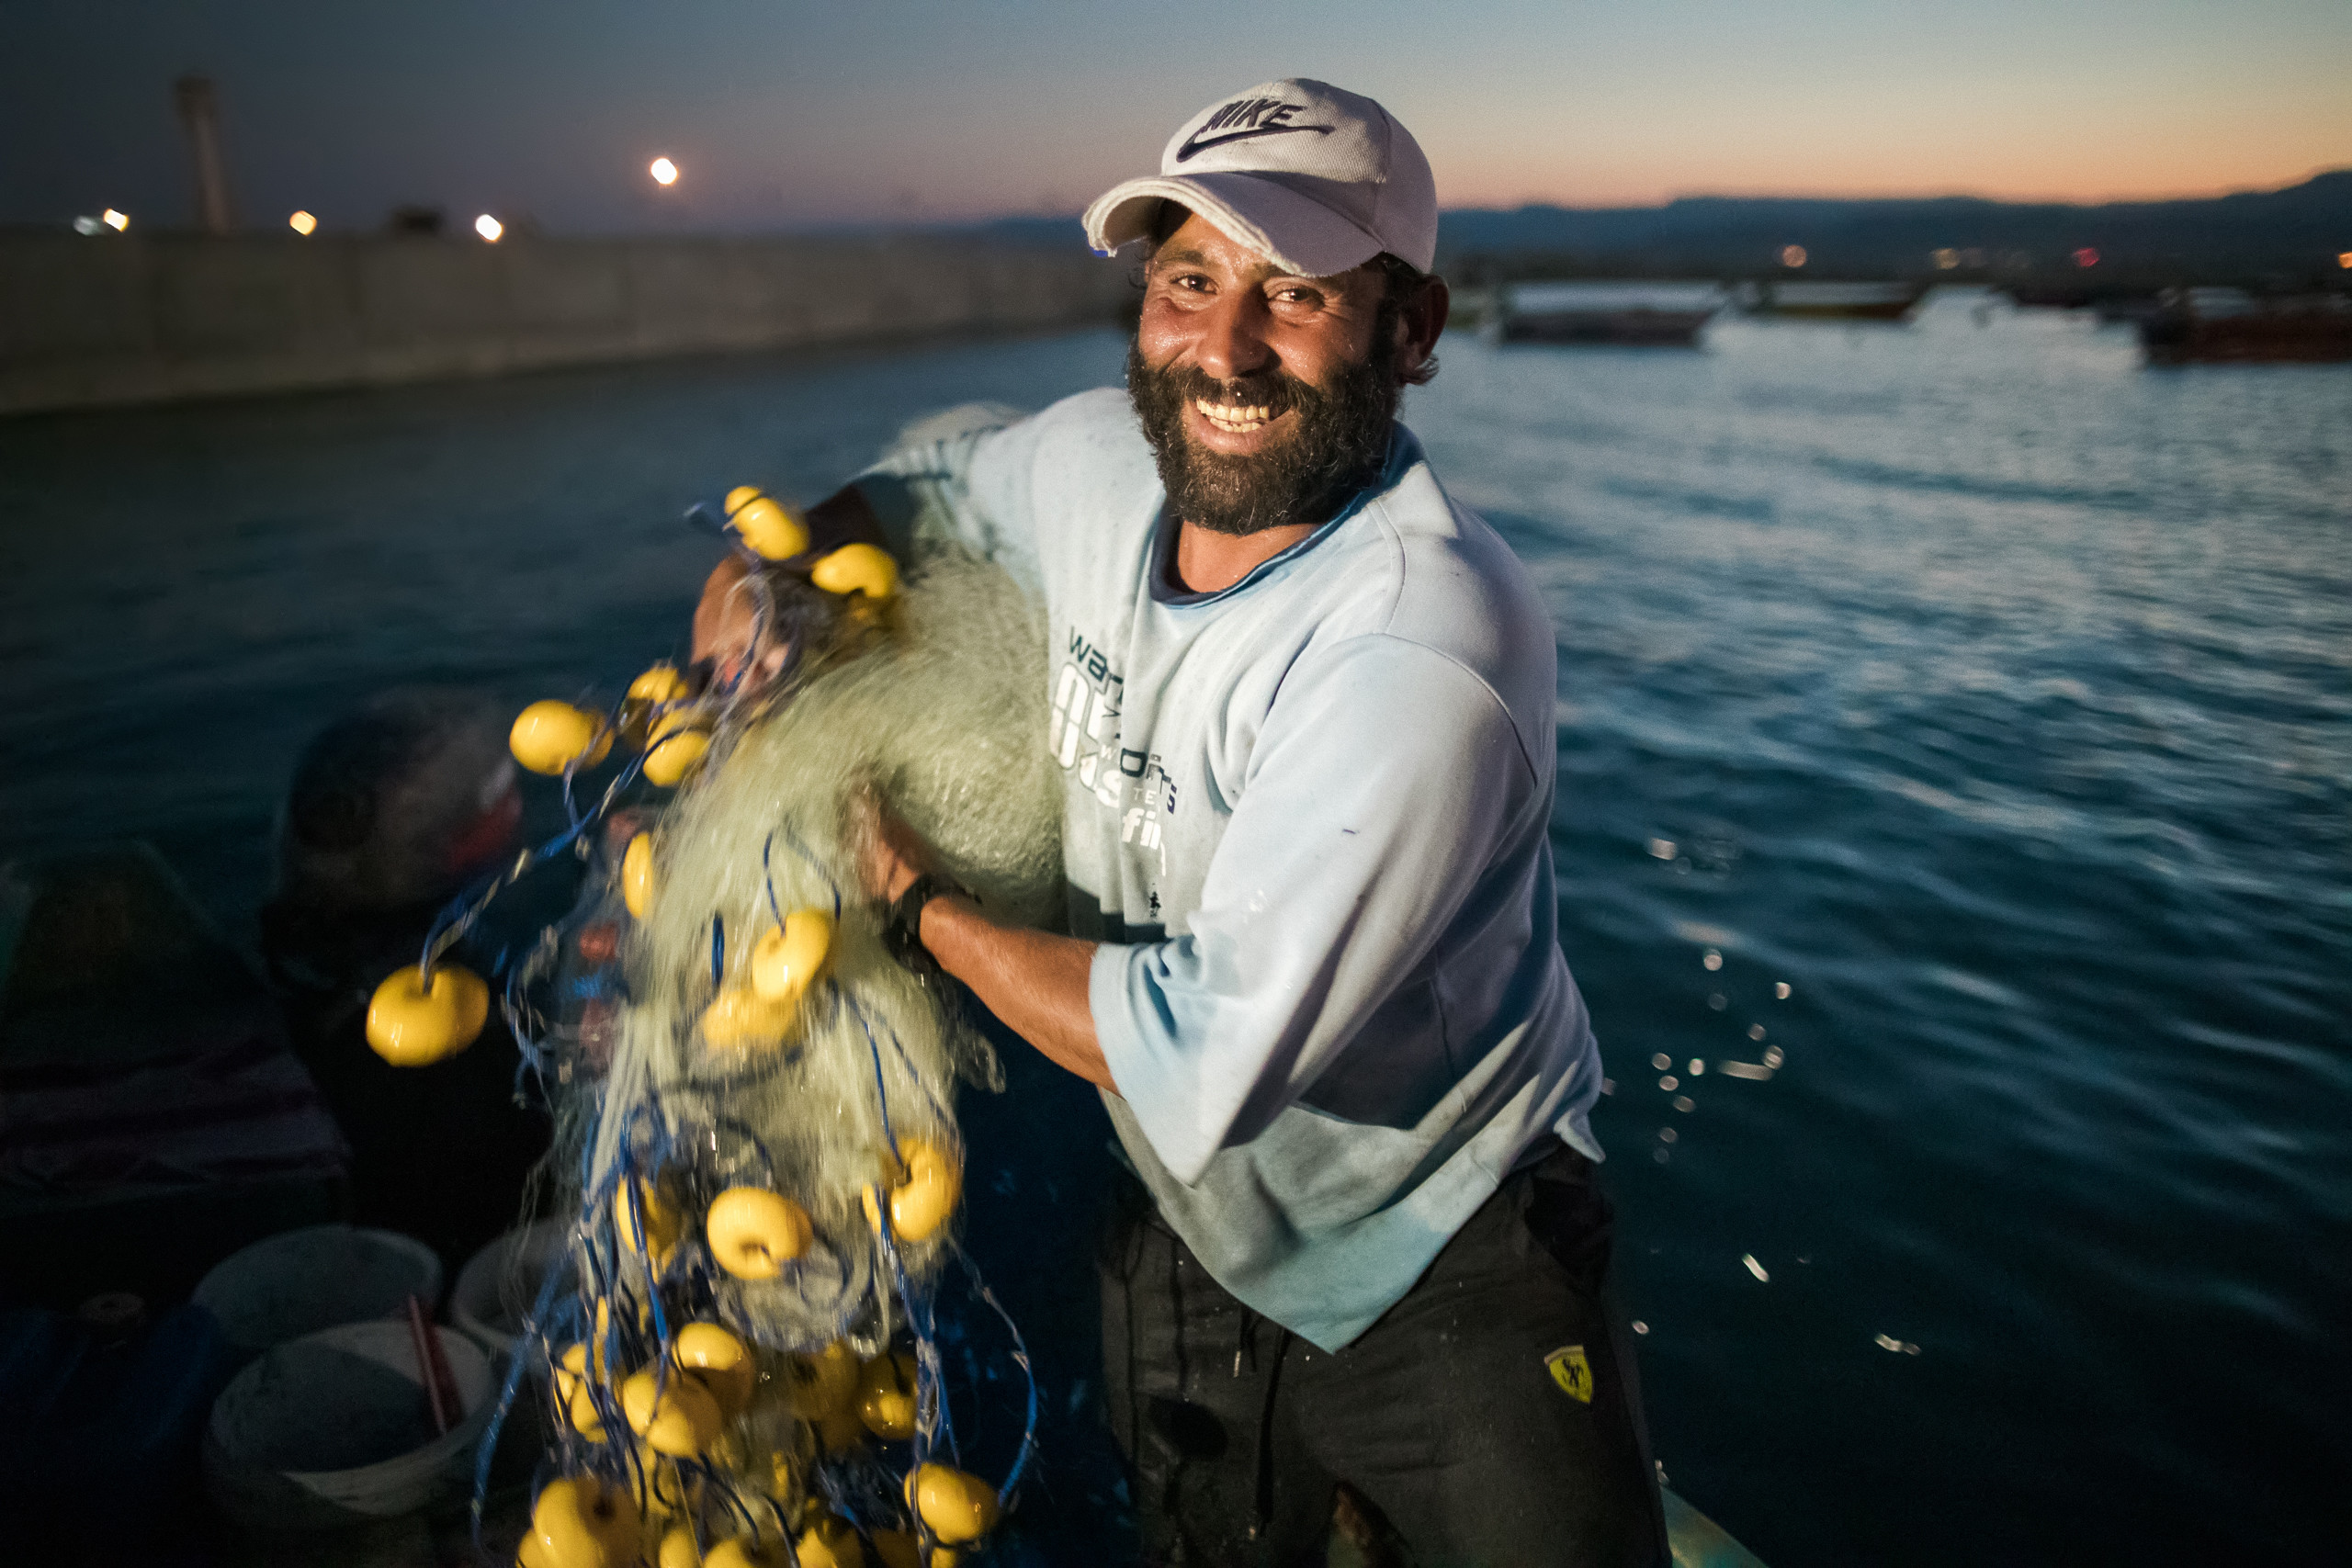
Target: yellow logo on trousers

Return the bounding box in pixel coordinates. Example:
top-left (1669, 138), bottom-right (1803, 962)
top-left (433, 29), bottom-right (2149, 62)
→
top-left (1545, 1344), bottom-right (1593, 1404)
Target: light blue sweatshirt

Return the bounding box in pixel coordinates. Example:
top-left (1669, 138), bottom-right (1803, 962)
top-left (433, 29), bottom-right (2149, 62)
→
top-left (857, 389), bottom-right (1604, 1351)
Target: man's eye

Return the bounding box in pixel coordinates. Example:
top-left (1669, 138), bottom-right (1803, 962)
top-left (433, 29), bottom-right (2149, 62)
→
top-left (1272, 287), bottom-right (1323, 309)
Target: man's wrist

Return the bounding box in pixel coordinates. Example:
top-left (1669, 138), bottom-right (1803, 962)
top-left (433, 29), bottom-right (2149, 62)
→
top-left (883, 871), bottom-right (977, 970)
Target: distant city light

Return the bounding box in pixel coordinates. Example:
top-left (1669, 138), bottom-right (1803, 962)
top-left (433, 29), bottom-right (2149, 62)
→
top-left (288, 210), bottom-right (318, 236)
top-left (1932, 248), bottom-right (1960, 270)
top-left (650, 156), bottom-right (679, 186)
top-left (1780, 244), bottom-right (1807, 268)
top-left (2072, 247), bottom-right (2100, 268)
top-left (73, 216), bottom-right (103, 234)
top-left (102, 209), bottom-right (130, 231)
top-left (475, 214), bottom-right (504, 243)
top-left (2339, 251), bottom-right (2352, 269)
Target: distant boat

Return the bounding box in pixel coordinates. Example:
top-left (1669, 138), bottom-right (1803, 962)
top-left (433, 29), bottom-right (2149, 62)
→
top-left (1484, 281), bottom-right (1723, 347)
top-left (1736, 281), bottom-right (1928, 321)
top-left (2139, 288), bottom-right (2352, 364)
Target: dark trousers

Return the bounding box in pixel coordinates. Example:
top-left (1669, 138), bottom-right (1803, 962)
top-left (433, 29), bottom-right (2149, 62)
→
top-left (1100, 1145), bottom-right (1668, 1568)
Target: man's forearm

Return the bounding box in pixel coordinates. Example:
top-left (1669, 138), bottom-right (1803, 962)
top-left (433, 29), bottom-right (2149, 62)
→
top-left (917, 897), bottom-right (1115, 1093)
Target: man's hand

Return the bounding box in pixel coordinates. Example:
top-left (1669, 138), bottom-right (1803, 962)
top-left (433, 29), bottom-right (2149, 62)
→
top-left (854, 791), bottom-right (1115, 1094)
top-left (691, 554), bottom-right (794, 692)
top-left (689, 485), bottom-right (898, 695)
top-left (857, 792), bottom-right (937, 908)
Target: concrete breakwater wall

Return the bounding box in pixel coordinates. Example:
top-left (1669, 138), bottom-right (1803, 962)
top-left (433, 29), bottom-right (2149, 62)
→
top-left (0, 231), bottom-right (1133, 417)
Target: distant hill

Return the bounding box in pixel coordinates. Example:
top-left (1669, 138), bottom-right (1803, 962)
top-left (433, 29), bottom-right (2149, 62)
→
top-left (938, 170), bottom-right (2350, 288)
top-left (1438, 170), bottom-right (2352, 285)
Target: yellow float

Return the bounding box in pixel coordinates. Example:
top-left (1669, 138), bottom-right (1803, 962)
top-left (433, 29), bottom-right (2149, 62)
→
top-left (786, 1339), bottom-right (859, 1418)
top-left (642, 713), bottom-right (711, 787)
top-left (622, 833), bottom-right (656, 919)
top-left (552, 1343), bottom-right (605, 1439)
top-left (809, 542), bottom-right (899, 601)
top-left (511, 701), bottom-right (614, 776)
top-left (629, 663), bottom-right (692, 705)
top-left (622, 1366), bottom-right (724, 1458)
top-left (705, 1187), bottom-right (813, 1279)
top-left (795, 1517), bottom-right (867, 1568)
top-left (364, 963), bottom-right (489, 1066)
top-left (673, 1321), bottom-right (755, 1416)
top-left (698, 985), bottom-right (797, 1051)
top-left (526, 1476), bottom-right (641, 1568)
top-left (617, 1177), bottom-right (683, 1271)
top-left (905, 1462), bottom-right (999, 1545)
top-left (870, 1531), bottom-right (957, 1568)
top-left (751, 908), bottom-right (834, 1006)
top-left (855, 1350), bottom-right (918, 1440)
top-left (657, 1527), bottom-right (702, 1568)
top-left (726, 489), bottom-right (811, 561)
top-left (860, 1137), bottom-right (961, 1243)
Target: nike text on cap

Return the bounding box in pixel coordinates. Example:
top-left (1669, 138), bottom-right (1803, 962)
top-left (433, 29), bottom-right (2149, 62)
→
top-left (1083, 78), bottom-right (1437, 279)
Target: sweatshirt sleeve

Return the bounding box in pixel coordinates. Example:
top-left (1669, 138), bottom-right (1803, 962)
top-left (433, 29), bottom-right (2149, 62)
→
top-left (1090, 632), bottom-right (1541, 1185)
top-left (850, 404), bottom-right (1047, 596)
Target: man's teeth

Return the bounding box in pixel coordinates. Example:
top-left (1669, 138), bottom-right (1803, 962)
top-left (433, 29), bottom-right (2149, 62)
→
top-left (1196, 399), bottom-right (1272, 432)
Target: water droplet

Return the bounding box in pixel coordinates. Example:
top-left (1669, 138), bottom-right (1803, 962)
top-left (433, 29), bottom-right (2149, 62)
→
top-left (1873, 1334), bottom-right (1920, 1355)
top-left (1632, 1320), bottom-right (1650, 1335)
top-left (1702, 948), bottom-right (1723, 971)
top-left (1743, 1254), bottom-right (1770, 1282)
top-left (1653, 1147), bottom-right (1671, 1163)
top-left (1774, 981), bottom-right (1792, 999)
top-left (1600, 1077), bottom-right (1616, 1095)
top-left (1708, 993), bottom-right (1727, 1011)
top-left (1720, 1060), bottom-right (1772, 1080)
top-left (1651, 1052), bottom-right (1672, 1070)
top-left (1748, 1024), bottom-right (1767, 1041)
top-left (1672, 1095), bottom-right (1695, 1113)
top-left (1762, 1045), bottom-right (1785, 1068)
top-left (1688, 1058), bottom-right (1706, 1076)
top-left (1658, 1127), bottom-right (1678, 1144)
top-left (1658, 1075), bottom-right (1679, 1091)
top-left (1647, 838), bottom-right (1677, 860)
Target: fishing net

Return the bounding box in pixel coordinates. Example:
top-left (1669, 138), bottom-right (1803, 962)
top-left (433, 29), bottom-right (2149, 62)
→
top-left (364, 489), bottom-right (1058, 1567)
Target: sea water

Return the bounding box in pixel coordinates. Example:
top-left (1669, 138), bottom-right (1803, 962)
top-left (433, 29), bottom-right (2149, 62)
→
top-left (3, 292), bottom-right (2345, 1562)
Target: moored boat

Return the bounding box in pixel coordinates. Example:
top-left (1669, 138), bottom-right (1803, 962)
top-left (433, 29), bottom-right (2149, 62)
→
top-left (2138, 288), bottom-right (2352, 364)
top-left (1736, 280), bottom-right (1928, 321)
top-left (1485, 281), bottom-right (1724, 347)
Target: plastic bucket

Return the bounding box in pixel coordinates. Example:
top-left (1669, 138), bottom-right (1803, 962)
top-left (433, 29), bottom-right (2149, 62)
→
top-left (202, 1318), bottom-right (494, 1528)
top-left (191, 1224), bottom-right (442, 1355)
top-left (449, 1217), bottom-right (573, 1355)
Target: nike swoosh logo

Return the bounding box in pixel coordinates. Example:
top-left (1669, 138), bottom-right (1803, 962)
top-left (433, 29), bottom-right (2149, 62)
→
top-left (1174, 124), bottom-right (1333, 163)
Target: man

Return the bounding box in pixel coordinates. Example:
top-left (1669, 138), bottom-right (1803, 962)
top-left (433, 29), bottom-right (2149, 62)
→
top-left (697, 79), bottom-right (1664, 1568)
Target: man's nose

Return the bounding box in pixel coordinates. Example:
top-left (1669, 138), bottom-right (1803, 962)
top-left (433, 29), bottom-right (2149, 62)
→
top-left (1192, 289), bottom-right (1274, 382)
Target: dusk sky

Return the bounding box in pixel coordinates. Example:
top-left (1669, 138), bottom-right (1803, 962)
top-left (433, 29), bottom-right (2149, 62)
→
top-left (6, 0), bottom-right (2347, 235)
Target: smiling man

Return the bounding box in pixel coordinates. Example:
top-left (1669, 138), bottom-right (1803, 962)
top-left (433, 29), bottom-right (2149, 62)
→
top-left (697, 78), bottom-right (1664, 1568)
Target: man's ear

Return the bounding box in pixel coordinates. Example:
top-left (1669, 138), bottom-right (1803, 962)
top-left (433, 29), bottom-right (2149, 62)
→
top-left (1396, 276), bottom-right (1450, 384)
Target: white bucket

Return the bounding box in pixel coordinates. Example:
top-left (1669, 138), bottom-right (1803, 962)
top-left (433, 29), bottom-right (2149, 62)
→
top-left (202, 1319), bottom-right (495, 1528)
top-left (192, 1224), bottom-right (442, 1354)
top-left (449, 1217), bottom-right (574, 1356)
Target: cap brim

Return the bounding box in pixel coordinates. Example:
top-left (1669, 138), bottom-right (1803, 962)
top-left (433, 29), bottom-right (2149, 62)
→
top-left (1082, 172), bottom-right (1385, 279)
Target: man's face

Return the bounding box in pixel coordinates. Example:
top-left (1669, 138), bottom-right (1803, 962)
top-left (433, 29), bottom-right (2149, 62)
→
top-left (1127, 210), bottom-right (1404, 536)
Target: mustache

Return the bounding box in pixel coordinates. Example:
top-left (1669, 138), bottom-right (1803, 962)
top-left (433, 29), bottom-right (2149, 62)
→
top-left (1161, 364), bottom-right (1303, 419)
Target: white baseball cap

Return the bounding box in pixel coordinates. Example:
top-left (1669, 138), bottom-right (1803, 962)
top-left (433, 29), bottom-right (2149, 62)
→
top-left (1083, 78), bottom-right (1437, 278)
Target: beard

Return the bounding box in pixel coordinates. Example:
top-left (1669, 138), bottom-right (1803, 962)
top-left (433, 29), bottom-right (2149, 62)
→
top-left (1125, 331), bottom-right (1401, 537)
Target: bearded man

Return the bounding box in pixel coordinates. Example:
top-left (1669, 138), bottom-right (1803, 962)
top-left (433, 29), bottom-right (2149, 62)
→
top-left (696, 79), bottom-right (1665, 1568)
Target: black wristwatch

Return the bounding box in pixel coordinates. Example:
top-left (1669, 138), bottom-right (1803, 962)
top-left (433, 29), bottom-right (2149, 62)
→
top-left (882, 871), bottom-right (976, 975)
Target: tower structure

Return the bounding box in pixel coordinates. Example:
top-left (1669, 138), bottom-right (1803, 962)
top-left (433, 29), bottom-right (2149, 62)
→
top-left (174, 74), bottom-right (237, 234)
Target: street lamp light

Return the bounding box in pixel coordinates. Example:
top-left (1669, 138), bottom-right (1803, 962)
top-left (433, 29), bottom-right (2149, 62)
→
top-left (650, 156), bottom-right (679, 186)
top-left (475, 214), bottom-right (504, 243)
top-left (288, 210), bottom-right (318, 235)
